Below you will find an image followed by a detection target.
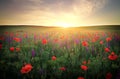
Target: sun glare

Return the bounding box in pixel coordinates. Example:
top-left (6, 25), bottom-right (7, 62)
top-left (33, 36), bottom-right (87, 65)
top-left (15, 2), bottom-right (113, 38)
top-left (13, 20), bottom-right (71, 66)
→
top-left (56, 22), bottom-right (73, 28)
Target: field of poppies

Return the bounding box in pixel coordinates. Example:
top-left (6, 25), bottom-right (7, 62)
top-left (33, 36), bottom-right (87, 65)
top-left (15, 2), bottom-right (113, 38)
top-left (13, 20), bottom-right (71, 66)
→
top-left (0, 26), bottom-right (120, 79)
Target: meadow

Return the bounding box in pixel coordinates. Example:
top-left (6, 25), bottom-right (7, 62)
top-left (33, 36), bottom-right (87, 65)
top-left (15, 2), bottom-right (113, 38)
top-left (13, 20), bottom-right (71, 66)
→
top-left (0, 25), bottom-right (120, 79)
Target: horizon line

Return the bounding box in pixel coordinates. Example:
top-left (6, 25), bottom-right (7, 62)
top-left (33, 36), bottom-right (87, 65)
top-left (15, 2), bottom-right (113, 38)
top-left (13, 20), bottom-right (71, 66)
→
top-left (0, 24), bottom-right (120, 27)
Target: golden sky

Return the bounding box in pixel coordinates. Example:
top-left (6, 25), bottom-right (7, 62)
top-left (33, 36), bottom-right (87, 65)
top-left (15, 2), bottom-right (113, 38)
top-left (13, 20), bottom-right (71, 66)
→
top-left (0, 0), bottom-right (120, 27)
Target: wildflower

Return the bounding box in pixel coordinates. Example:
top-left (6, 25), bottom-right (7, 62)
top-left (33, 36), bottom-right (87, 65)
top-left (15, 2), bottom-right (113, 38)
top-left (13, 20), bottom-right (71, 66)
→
top-left (106, 37), bottom-right (112, 42)
top-left (82, 41), bottom-right (88, 47)
top-left (105, 48), bottom-right (110, 52)
top-left (10, 32), bottom-right (14, 37)
top-left (106, 72), bottom-right (112, 79)
top-left (0, 36), bottom-right (5, 40)
top-left (82, 61), bottom-right (87, 65)
top-left (81, 65), bottom-right (88, 71)
top-left (16, 33), bottom-right (19, 36)
top-left (31, 49), bottom-right (36, 57)
top-left (52, 56), bottom-right (56, 60)
top-left (20, 64), bottom-right (33, 74)
top-left (13, 37), bottom-right (21, 42)
top-left (16, 47), bottom-right (20, 52)
top-left (92, 38), bottom-right (96, 42)
top-left (54, 39), bottom-right (58, 42)
top-left (60, 36), bottom-right (64, 39)
top-left (77, 76), bottom-right (85, 79)
top-left (95, 36), bottom-right (100, 41)
top-left (100, 40), bottom-right (103, 45)
top-left (75, 39), bottom-right (79, 44)
top-left (59, 67), bottom-right (66, 71)
top-left (0, 44), bottom-right (2, 50)
top-left (10, 47), bottom-right (15, 52)
top-left (24, 33), bottom-right (27, 38)
top-left (5, 31), bottom-right (8, 35)
top-left (42, 39), bottom-right (47, 45)
top-left (108, 52), bottom-right (118, 60)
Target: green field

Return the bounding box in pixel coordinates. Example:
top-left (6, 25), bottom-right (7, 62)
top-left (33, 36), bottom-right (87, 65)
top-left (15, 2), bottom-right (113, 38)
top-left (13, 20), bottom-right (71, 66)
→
top-left (0, 25), bottom-right (120, 33)
top-left (0, 25), bottom-right (120, 79)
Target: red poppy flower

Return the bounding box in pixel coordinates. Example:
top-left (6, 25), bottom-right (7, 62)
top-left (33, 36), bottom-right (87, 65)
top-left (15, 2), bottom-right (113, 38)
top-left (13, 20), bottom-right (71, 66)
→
top-left (77, 76), bottom-right (85, 79)
top-left (0, 44), bottom-right (2, 50)
top-left (95, 36), bottom-right (100, 41)
top-left (82, 41), bottom-right (88, 47)
top-left (5, 31), bottom-right (8, 35)
top-left (100, 40), bottom-right (103, 45)
top-left (24, 33), bottom-right (27, 38)
top-left (106, 37), bottom-right (112, 42)
top-left (16, 33), bottom-right (19, 36)
top-left (81, 65), bottom-right (88, 71)
top-left (42, 39), bottom-right (47, 45)
top-left (13, 37), bottom-right (21, 42)
top-left (82, 61), bottom-right (87, 65)
top-left (108, 52), bottom-right (118, 60)
top-left (10, 33), bottom-right (14, 37)
top-left (106, 72), bottom-right (112, 79)
top-left (10, 47), bottom-right (15, 52)
top-left (92, 38), bottom-right (96, 42)
top-left (20, 64), bottom-right (33, 74)
top-left (54, 39), bottom-right (58, 42)
top-left (52, 56), bottom-right (56, 60)
top-left (105, 48), bottom-right (110, 52)
top-left (59, 67), bottom-right (66, 71)
top-left (60, 36), bottom-right (64, 39)
top-left (0, 36), bottom-right (4, 40)
top-left (21, 67), bottom-right (27, 74)
top-left (25, 64), bottom-right (33, 71)
top-left (16, 47), bottom-right (20, 52)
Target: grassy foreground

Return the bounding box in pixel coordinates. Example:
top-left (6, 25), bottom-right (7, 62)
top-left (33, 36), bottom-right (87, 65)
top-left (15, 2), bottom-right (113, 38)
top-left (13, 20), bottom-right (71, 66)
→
top-left (0, 25), bottom-right (120, 79)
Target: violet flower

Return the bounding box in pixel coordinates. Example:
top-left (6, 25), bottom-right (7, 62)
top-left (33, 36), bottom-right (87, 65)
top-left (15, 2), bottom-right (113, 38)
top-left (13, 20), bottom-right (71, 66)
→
top-left (31, 49), bottom-right (36, 57)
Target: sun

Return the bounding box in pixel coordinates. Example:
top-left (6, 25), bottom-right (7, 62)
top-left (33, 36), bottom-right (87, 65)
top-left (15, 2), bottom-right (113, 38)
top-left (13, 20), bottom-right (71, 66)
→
top-left (56, 22), bottom-right (73, 28)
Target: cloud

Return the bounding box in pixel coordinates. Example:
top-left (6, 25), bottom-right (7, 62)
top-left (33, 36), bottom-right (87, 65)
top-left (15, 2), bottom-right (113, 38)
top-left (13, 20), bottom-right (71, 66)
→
top-left (0, 0), bottom-right (108, 25)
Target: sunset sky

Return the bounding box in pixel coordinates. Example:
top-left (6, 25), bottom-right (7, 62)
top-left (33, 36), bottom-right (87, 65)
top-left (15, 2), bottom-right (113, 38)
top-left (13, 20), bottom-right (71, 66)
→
top-left (0, 0), bottom-right (120, 26)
